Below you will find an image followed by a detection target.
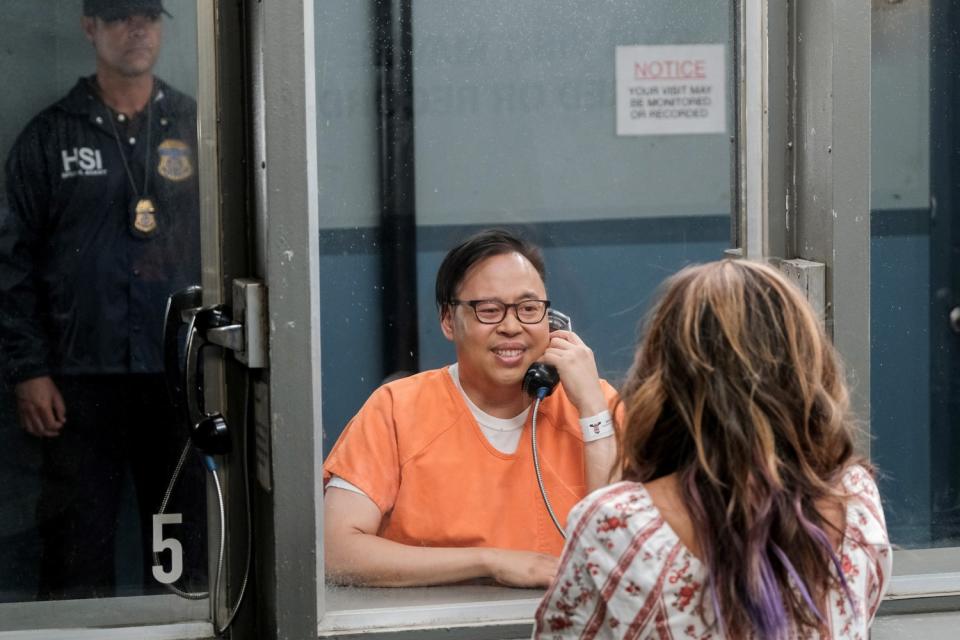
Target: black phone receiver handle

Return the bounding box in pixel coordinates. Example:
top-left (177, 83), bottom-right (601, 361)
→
top-left (523, 363), bottom-right (560, 398)
top-left (183, 306), bottom-right (233, 455)
top-left (163, 286), bottom-right (202, 426)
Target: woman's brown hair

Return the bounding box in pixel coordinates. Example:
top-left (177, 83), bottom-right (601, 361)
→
top-left (617, 259), bottom-right (866, 638)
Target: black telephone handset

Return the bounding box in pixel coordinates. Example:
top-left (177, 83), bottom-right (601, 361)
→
top-left (163, 286), bottom-right (202, 426)
top-left (181, 306), bottom-right (233, 454)
top-left (162, 287), bottom-right (232, 455)
top-left (522, 309), bottom-right (572, 398)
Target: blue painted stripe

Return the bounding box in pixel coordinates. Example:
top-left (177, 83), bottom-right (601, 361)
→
top-left (320, 215), bottom-right (731, 255)
top-left (872, 208), bottom-right (930, 237)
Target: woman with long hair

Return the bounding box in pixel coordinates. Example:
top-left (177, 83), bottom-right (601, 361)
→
top-left (534, 260), bottom-right (891, 639)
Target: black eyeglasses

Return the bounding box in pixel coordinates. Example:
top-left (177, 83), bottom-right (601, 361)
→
top-left (450, 299), bottom-right (551, 324)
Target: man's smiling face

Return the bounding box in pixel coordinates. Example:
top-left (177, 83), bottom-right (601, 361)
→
top-left (441, 252), bottom-right (550, 409)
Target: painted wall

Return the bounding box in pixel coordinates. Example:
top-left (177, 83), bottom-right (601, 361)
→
top-left (871, 212), bottom-right (932, 546)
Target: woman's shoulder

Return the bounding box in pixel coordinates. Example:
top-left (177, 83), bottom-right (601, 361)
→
top-left (828, 465), bottom-right (893, 629)
top-left (839, 464), bottom-right (879, 495)
top-left (565, 481), bottom-right (660, 541)
top-left (838, 464), bottom-right (890, 547)
top-left (839, 465), bottom-right (886, 524)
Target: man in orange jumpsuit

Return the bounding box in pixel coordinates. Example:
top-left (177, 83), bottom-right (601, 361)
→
top-left (323, 229), bottom-right (617, 587)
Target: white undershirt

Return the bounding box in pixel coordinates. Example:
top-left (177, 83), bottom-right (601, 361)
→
top-left (326, 364), bottom-right (530, 497)
top-left (448, 363), bottom-right (530, 453)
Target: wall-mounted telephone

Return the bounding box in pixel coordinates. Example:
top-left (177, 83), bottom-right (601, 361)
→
top-left (160, 287), bottom-right (251, 632)
top-left (162, 287), bottom-right (232, 455)
top-left (522, 308), bottom-right (572, 398)
top-left (523, 308), bottom-right (573, 539)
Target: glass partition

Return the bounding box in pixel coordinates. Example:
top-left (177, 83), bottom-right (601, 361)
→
top-left (315, 0), bottom-right (736, 607)
top-left (870, 0), bottom-right (960, 553)
top-left (0, 0), bottom-right (207, 610)
top-left (317, 0), bottom-right (735, 448)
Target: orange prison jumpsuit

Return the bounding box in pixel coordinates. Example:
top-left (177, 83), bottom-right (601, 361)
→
top-left (323, 367), bottom-right (619, 556)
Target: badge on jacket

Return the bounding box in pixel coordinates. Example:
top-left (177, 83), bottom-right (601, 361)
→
top-left (157, 139), bottom-right (193, 182)
top-left (131, 196), bottom-right (159, 238)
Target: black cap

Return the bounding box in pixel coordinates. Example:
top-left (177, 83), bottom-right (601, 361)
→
top-left (83, 0), bottom-right (171, 20)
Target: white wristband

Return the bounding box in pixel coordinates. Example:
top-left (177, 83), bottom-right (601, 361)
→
top-left (580, 410), bottom-right (615, 442)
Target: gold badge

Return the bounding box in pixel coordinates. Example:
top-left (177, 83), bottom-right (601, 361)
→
top-left (157, 139), bottom-right (193, 182)
top-left (133, 197), bottom-right (158, 235)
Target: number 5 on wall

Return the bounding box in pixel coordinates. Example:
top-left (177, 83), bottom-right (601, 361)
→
top-left (152, 513), bottom-right (184, 584)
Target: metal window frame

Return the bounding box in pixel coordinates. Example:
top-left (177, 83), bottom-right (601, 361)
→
top-left (737, 0), bottom-right (789, 261)
top-left (790, 0), bottom-right (872, 443)
top-left (251, 0), bottom-right (323, 639)
top-left (888, 547), bottom-right (960, 602)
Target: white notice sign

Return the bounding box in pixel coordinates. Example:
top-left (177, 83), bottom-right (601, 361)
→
top-left (616, 44), bottom-right (726, 136)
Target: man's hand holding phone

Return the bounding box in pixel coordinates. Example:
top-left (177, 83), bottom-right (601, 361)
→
top-left (536, 326), bottom-right (617, 494)
top-left (540, 329), bottom-right (607, 418)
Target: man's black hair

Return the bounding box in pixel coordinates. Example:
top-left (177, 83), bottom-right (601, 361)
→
top-left (434, 228), bottom-right (546, 316)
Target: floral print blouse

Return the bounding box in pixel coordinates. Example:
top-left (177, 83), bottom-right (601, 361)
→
top-left (533, 465), bottom-right (891, 639)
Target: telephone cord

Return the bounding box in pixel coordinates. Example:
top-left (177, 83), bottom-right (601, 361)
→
top-left (154, 440), bottom-right (208, 600)
top-left (531, 392), bottom-right (567, 539)
top-left (214, 373), bottom-right (253, 634)
top-left (208, 461), bottom-right (226, 633)
top-left (154, 377), bottom-right (253, 635)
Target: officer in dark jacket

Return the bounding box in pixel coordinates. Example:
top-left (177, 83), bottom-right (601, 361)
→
top-left (0, 0), bottom-right (203, 599)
